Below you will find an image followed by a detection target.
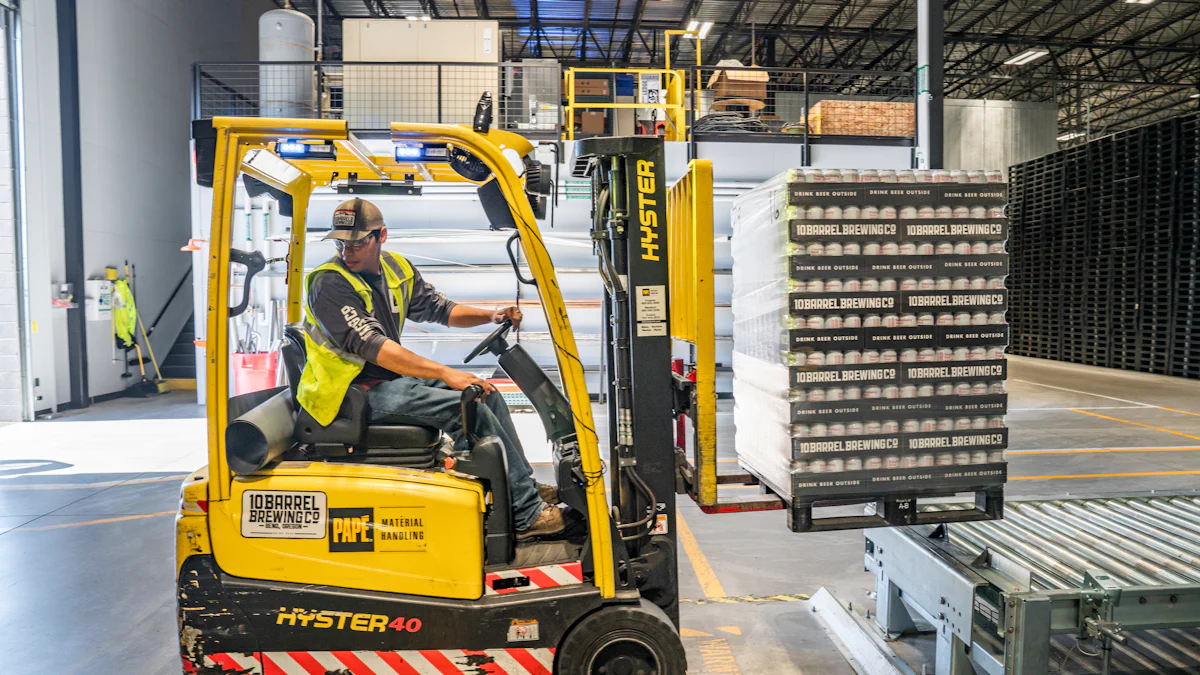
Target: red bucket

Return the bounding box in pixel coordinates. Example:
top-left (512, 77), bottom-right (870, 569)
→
top-left (232, 352), bottom-right (279, 395)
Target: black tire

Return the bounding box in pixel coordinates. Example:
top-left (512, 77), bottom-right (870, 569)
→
top-left (555, 601), bottom-right (686, 675)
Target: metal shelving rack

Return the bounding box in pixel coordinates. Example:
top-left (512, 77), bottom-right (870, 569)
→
top-left (1007, 112), bottom-right (1200, 379)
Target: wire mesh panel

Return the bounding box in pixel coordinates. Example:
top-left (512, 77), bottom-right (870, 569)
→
top-left (689, 67), bottom-right (914, 141)
top-left (194, 61), bottom-right (561, 136)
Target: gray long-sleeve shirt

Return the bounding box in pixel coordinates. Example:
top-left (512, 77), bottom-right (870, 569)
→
top-left (308, 262), bottom-right (456, 383)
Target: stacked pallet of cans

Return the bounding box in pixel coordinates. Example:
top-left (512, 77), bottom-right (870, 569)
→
top-left (731, 167), bottom-right (1010, 532)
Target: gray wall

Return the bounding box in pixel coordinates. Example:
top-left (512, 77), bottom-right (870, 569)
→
top-left (0, 10), bottom-right (17, 421)
top-left (944, 99), bottom-right (1059, 173)
top-left (18, 0), bottom-right (271, 413)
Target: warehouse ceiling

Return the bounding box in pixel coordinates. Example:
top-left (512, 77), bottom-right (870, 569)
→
top-left (278, 0), bottom-right (1200, 137)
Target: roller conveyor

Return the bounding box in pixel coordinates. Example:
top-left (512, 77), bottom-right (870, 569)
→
top-left (865, 494), bottom-right (1200, 675)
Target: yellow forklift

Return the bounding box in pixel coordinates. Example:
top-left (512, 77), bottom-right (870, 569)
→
top-left (177, 106), bottom-right (692, 674)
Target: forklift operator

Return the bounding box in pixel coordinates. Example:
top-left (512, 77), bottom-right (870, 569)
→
top-left (297, 198), bottom-right (566, 539)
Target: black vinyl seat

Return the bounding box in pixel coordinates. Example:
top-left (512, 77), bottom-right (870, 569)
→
top-left (281, 324), bottom-right (442, 467)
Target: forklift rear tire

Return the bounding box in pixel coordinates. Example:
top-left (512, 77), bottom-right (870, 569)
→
top-left (555, 601), bottom-right (686, 675)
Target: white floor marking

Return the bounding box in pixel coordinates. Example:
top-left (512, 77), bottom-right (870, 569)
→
top-left (1009, 379), bottom-right (1159, 407)
top-left (1009, 406), bottom-right (1150, 411)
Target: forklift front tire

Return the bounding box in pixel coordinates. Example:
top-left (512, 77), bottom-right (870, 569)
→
top-left (555, 601), bottom-right (686, 675)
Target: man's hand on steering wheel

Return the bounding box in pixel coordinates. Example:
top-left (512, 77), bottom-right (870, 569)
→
top-left (441, 368), bottom-right (497, 396)
top-left (491, 305), bottom-right (522, 329)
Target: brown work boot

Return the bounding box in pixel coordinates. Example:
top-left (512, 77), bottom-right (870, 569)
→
top-left (517, 504), bottom-right (566, 539)
top-left (537, 483), bottom-right (559, 504)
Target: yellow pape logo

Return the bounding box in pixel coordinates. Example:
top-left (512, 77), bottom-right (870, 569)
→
top-left (636, 160), bottom-right (659, 261)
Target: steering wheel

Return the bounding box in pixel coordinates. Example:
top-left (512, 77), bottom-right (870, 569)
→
top-left (463, 319), bottom-right (512, 364)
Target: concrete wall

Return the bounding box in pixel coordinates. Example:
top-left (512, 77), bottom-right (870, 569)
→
top-left (16, 0), bottom-right (272, 413)
top-left (944, 99), bottom-right (1059, 174)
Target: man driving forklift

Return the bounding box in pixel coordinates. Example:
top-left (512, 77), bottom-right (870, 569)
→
top-left (299, 197), bottom-right (566, 539)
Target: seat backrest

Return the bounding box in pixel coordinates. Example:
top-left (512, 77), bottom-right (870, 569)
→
top-left (280, 323), bottom-right (306, 402)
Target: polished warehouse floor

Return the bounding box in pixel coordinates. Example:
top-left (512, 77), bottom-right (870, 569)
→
top-left (2, 355), bottom-right (1200, 674)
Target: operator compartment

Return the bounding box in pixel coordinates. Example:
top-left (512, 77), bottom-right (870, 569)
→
top-left (208, 463), bottom-right (486, 599)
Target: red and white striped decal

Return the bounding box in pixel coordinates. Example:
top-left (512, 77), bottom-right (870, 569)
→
top-left (198, 649), bottom-right (556, 674)
top-left (484, 562), bottom-right (584, 595)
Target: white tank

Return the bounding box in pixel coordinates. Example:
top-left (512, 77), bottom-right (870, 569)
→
top-left (258, 9), bottom-right (315, 118)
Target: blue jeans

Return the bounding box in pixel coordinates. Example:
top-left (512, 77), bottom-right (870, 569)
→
top-left (365, 376), bottom-right (543, 530)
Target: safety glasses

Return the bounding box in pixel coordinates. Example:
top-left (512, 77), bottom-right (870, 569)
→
top-left (334, 231), bottom-right (378, 253)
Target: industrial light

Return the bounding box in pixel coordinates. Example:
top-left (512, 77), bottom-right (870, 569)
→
top-left (1191, 93), bottom-right (1200, 99)
top-left (274, 140), bottom-right (336, 159)
top-left (1057, 131), bottom-right (1084, 142)
top-left (1125, 0), bottom-right (1156, 4)
top-left (682, 20), bottom-right (713, 38)
top-left (394, 143), bottom-right (450, 161)
top-left (405, 14), bottom-right (431, 20)
top-left (1003, 49), bottom-right (1050, 66)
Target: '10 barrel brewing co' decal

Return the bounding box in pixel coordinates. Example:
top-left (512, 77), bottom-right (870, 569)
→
top-left (241, 490), bottom-right (327, 539)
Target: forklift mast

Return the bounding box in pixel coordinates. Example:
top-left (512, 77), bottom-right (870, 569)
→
top-left (574, 137), bottom-right (679, 624)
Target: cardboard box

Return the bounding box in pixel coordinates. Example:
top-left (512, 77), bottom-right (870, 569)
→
top-left (574, 78), bottom-right (611, 98)
top-left (580, 111), bottom-right (606, 135)
top-left (807, 100), bottom-right (915, 137)
top-left (706, 62), bottom-right (769, 101)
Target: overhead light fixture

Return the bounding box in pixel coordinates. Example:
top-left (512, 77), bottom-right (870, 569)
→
top-left (1057, 131), bottom-right (1084, 142)
top-left (682, 20), bottom-right (712, 38)
top-left (697, 21), bottom-right (714, 39)
top-left (1003, 49), bottom-right (1050, 66)
top-left (1125, 0), bottom-right (1156, 4)
top-left (406, 15), bottom-right (419, 20)
top-left (687, 20), bottom-right (699, 32)
top-left (1191, 93), bottom-right (1200, 99)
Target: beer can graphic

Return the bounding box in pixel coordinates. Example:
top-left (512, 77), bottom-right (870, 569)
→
top-left (879, 170), bottom-right (897, 183)
top-left (952, 206), bottom-right (970, 218)
top-left (882, 385), bottom-right (900, 399)
top-left (936, 347), bottom-right (954, 361)
top-left (807, 242), bottom-right (825, 256)
top-left (989, 312), bottom-right (1006, 325)
top-left (985, 170), bottom-right (1004, 183)
top-left (844, 315), bottom-right (862, 328)
top-left (935, 206), bottom-right (952, 218)
top-left (900, 313), bottom-right (918, 327)
top-left (808, 388), bottom-right (826, 402)
top-left (901, 455), bottom-right (919, 469)
top-left (844, 385), bottom-right (862, 399)
top-left (989, 416), bottom-right (1005, 428)
top-left (936, 313), bottom-right (955, 326)
top-left (863, 350), bottom-right (881, 363)
top-left (988, 241), bottom-right (1005, 254)
top-left (900, 384), bottom-right (918, 398)
top-left (932, 169), bottom-right (952, 183)
top-left (883, 314), bottom-right (901, 328)
top-left (807, 352), bottom-right (826, 366)
top-left (882, 242), bottom-right (900, 256)
top-left (988, 206), bottom-right (1005, 218)
top-left (807, 315), bottom-right (825, 329)
top-left (936, 277), bottom-right (953, 290)
top-left (789, 388), bottom-right (808, 402)
top-left (918, 313), bottom-right (936, 326)
top-left (971, 241), bottom-right (988, 255)
top-left (865, 421), bottom-right (883, 435)
top-left (825, 242), bottom-right (843, 257)
top-left (896, 170), bottom-right (915, 184)
top-left (970, 206), bottom-right (987, 219)
top-left (879, 206), bottom-right (898, 219)
top-left (824, 206), bottom-right (843, 220)
top-left (825, 315), bottom-right (844, 329)
top-left (828, 424), bottom-right (846, 438)
top-left (884, 455), bottom-right (901, 469)
top-left (936, 384), bottom-right (954, 397)
top-left (806, 206), bottom-right (824, 220)
top-left (880, 278), bottom-right (898, 291)
top-left (917, 205), bottom-right (935, 219)
top-left (972, 417), bottom-right (989, 430)
top-left (987, 346), bottom-right (1005, 360)
top-left (792, 424), bottom-right (810, 437)
top-left (862, 278), bottom-right (880, 291)
top-left (969, 277), bottom-right (986, 290)
top-left (846, 457), bottom-right (864, 471)
top-left (937, 418), bottom-right (954, 431)
top-left (847, 422), bottom-right (865, 435)
top-left (863, 314), bottom-right (882, 328)
top-left (955, 312), bottom-right (972, 326)
top-left (865, 456), bottom-right (883, 470)
top-left (807, 279), bottom-right (825, 293)
top-left (899, 206), bottom-right (918, 220)
top-left (990, 381), bottom-right (1006, 394)
top-left (863, 243), bottom-right (882, 256)
top-left (811, 424), bottom-right (828, 438)
top-left (843, 242), bottom-right (861, 255)
top-left (899, 242), bottom-right (917, 256)
top-left (809, 459), bottom-right (827, 472)
top-left (954, 382), bottom-right (971, 396)
top-left (864, 385), bottom-right (882, 398)
top-left (970, 382), bottom-right (988, 396)
top-left (971, 451), bottom-right (989, 465)
top-left (987, 277), bottom-right (1005, 289)
top-left (843, 279), bottom-right (861, 292)
top-left (972, 312), bottom-right (989, 326)
top-left (954, 242), bottom-right (972, 255)
top-left (900, 350), bottom-right (918, 364)
top-left (843, 205), bottom-right (861, 219)
top-left (917, 242), bottom-right (935, 255)
top-left (969, 346), bottom-right (987, 361)
top-left (918, 454), bottom-right (936, 467)
top-left (861, 206), bottom-right (880, 218)
top-left (936, 241), bottom-right (954, 255)
top-left (920, 418), bottom-right (937, 432)
top-left (880, 349), bottom-right (898, 363)
top-left (902, 419), bottom-right (920, 433)
top-left (826, 458), bottom-right (845, 471)
top-left (917, 384), bottom-right (935, 398)
top-left (825, 279), bottom-right (844, 292)
top-left (988, 451), bottom-right (1004, 463)
top-left (936, 453), bottom-right (955, 466)
top-left (826, 351), bottom-right (844, 365)
top-left (882, 420), bottom-right (900, 434)
top-left (917, 348), bottom-right (936, 361)
top-left (918, 277), bottom-right (936, 291)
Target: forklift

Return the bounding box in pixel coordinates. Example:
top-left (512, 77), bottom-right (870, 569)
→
top-left (177, 108), bottom-right (697, 673)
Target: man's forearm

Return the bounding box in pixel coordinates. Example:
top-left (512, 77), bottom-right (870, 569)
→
top-left (374, 340), bottom-right (451, 380)
top-left (448, 304), bottom-right (496, 328)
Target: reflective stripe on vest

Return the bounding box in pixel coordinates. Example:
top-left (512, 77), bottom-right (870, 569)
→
top-left (296, 252), bottom-right (415, 426)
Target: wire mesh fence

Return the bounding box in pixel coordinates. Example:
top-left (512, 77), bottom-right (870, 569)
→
top-left (689, 67), bottom-right (916, 140)
top-left (194, 61), bottom-right (562, 136)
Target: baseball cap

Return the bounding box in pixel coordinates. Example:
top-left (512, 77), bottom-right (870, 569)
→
top-left (322, 198), bottom-right (385, 242)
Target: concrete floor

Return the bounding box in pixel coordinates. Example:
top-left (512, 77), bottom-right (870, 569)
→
top-left (2, 355), bottom-right (1200, 674)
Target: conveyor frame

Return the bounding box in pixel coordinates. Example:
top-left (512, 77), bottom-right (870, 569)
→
top-left (866, 494), bottom-right (1200, 675)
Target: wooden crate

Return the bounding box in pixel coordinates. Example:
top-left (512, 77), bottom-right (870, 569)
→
top-left (807, 100), bottom-right (915, 137)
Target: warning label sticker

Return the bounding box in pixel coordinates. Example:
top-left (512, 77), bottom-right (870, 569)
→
top-left (651, 514), bottom-right (669, 535)
top-left (241, 490), bottom-right (327, 539)
top-left (636, 321), bottom-right (668, 337)
top-left (635, 285), bottom-right (667, 322)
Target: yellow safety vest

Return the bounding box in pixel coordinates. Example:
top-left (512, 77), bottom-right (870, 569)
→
top-left (297, 252), bottom-right (415, 425)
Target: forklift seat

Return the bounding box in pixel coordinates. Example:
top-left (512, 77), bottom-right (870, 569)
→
top-left (280, 324), bottom-right (442, 465)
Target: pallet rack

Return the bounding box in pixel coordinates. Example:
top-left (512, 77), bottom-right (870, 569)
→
top-left (1008, 112), bottom-right (1200, 379)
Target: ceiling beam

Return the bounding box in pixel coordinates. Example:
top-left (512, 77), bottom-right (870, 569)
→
top-left (621, 0), bottom-right (651, 62)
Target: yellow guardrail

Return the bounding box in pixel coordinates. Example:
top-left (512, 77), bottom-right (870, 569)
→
top-left (667, 159), bottom-right (716, 506)
top-left (563, 68), bottom-right (688, 142)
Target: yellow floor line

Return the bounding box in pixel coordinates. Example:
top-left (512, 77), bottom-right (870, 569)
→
top-left (0, 475), bottom-right (187, 491)
top-left (1011, 470), bottom-right (1200, 481)
top-left (676, 511), bottom-right (727, 598)
top-left (17, 511), bottom-right (176, 532)
top-left (1069, 409), bottom-right (1200, 441)
top-left (1007, 446), bottom-right (1200, 456)
top-left (1157, 406), bottom-right (1200, 419)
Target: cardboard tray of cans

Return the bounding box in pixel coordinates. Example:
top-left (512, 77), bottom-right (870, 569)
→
top-left (731, 167), bottom-right (1009, 532)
